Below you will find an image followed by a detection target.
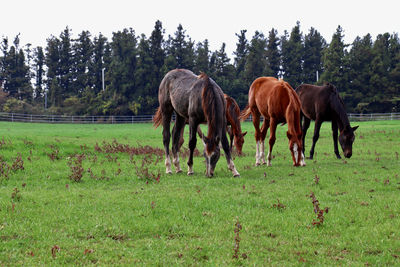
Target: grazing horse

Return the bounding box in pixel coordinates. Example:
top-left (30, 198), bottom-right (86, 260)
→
top-left (241, 77), bottom-right (305, 167)
top-left (153, 69), bottom-right (240, 177)
top-left (295, 83), bottom-right (358, 159)
top-left (177, 94), bottom-right (247, 155)
top-left (224, 94), bottom-right (247, 155)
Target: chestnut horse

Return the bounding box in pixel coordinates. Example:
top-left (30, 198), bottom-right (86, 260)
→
top-left (241, 77), bottom-right (305, 167)
top-left (153, 69), bottom-right (239, 177)
top-left (295, 83), bottom-right (358, 159)
top-left (224, 94), bottom-right (247, 155)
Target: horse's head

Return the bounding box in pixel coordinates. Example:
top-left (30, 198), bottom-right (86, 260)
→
top-left (202, 136), bottom-right (221, 177)
top-left (234, 131), bottom-right (247, 155)
top-left (339, 125), bottom-right (358, 158)
top-left (287, 131), bottom-right (305, 167)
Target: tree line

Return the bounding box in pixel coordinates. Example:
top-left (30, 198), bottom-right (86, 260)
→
top-left (1, 20), bottom-right (400, 116)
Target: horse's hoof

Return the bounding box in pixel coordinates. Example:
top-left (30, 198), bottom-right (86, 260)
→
top-left (255, 162), bottom-right (260, 166)
top-left (187, 172), bottom-right (194, 176)
top-left (166, 170), bottom-right (172, 174)
top-left (176, 169), bottom-right (183, 173)
top-left (233, 174), bottom-right (240, 178)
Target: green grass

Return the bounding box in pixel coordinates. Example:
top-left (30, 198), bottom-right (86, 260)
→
top-left (0, 120), bottom-right (399, 266)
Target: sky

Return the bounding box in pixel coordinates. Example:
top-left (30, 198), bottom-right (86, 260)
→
top-left (2, 0), bottom-right (400, 57)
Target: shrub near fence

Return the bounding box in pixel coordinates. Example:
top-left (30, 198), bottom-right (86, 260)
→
top-left (1, 112), bottom-right (400, 124)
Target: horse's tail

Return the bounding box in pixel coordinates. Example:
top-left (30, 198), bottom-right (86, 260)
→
top-left (240, 105), bottom-right (252, 122)
top-left (153, 106), bottom-right (162, 129)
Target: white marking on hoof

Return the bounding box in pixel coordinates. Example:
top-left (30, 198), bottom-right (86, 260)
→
top-left (173, 155), bottom-right (182, 173)
top-left (228, 160), bottom-right (240, 177)
top-left (187, 165), bottom-right (193, 176)
top-left (300, 152), bottom-right (306, 166)
top-left (165, 157), bottom-right (172, 174)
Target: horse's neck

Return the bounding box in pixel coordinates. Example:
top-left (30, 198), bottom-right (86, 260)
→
top-left (331, 97), bottom-right (350, 131)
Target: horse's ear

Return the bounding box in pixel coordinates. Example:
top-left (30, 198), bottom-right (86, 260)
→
top-left (286, 131), bottom-right (292, 140)
top-left (352, 125), bottom-right (359, 132)
top-left (242, 131), bottom-right (247, 137)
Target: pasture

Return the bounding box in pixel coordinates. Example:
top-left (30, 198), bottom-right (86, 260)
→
top-left (0, 120), bottom-right (399, 266)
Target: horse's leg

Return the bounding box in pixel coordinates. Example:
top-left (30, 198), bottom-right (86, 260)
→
top-left (187, 119), bottom-right (199, 175)
top-left (309, 119), bottom-right (323, 160)
top-left (260, 119), bottom-right (269, 165)
top-left (227, 126), bottom-right (234, 153)
top-left (331, 120), bottom-right (341, 159)
top-left (162, 110), bottom-right (173, 174)
top-left (221, 129), bottom-right (240, 177)
top-left (252, 110), bottom-right (262, 166)
top-left (266, 118), bottom-right (277, 166)
top-left (302, 117), bottom-right (311, 155)
top-left (171, 115), bottom-right (185, 173)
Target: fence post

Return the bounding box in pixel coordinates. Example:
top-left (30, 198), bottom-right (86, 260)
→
top-left (12, 113), bottom-right (14, 122)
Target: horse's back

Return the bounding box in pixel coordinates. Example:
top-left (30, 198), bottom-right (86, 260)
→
top-left (251, 77), bottom-right (296, 119)
top-left (296, 84), bottom-right (336, 121)
top-left (159, 69), bottom-right (201, 118)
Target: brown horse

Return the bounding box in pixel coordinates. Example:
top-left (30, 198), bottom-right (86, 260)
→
top-left (295, 83), bottom-right (358, 159)
top-left (224, 94), bottom-right (247, 155)
top-left (241, 77), bottom-right (305, 167)
top-left (153, 69), bottom-right (239, 177)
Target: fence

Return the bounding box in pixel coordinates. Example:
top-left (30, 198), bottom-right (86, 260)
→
top-left (0, 112), bottom-right (400, 124)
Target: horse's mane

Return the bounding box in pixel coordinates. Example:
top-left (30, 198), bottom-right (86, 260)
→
top-left (201, 74), bottom-right (223, 153)
top-left (327, 84), bottom-right (351, 128)
top-left (282, 80), bottom-right (302, 134)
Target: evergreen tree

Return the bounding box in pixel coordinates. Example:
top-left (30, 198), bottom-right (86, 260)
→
top-left (45, 36), bottom-right (61, 107)
top-left (194, 40), bottom-right (210, 74)
top-left (233, 30), bottom-right (248, 77)
top-left (320, 25), bottom-right (347, 90)
top-left (346, 34), bottom-right (374, 107)
top-left (149, 20), bottom-right (165, 82)
top-left (33, 46), bottom-right (45, 99)
top-left (107, 28), bottom-right (138, 114)
top-left (266, 28), bottom-right (281, 77)
top-left (244, 31), bottom-right (267, 85)
top-left (133, 34), bottom-right (155, 114)
top-left (72, 30), bottom-right (93, 95)
top-left (163, 24), bottom-right (195, 71)
top-left (59, 27), bottom-right (74, 99)
top-left (303, 27), bottom-right (326, 84)
top-left (2, 36), bottom-right (32, 102)
top-left (281, 21), bottom-right (304, 87)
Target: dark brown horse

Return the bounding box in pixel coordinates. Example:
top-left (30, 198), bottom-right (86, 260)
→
top-left (295, 83), bottom-right (358, 159)
top-left (177, 94), bottom-right (247, 156)
top-left (153, 69), bottom-right (239, 177)
top-left (224, 94), bottom-right (247, 155)
top-left (241, 77), bottom-right (305, 167)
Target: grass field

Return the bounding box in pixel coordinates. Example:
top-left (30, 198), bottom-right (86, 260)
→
top-left (0, 120), bottom-right (399, 266)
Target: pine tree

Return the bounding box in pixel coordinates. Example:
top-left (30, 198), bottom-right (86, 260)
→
top-left (33, 46), bottom-right (45, 99)
top-left (72, 30), bottom-right (93, 96)
top-left (266, 28), bottom-right (281, 77)
top-left (194, 40), bottom-right (210, 74)
top-left (320, 25), bottom-right (347, 90)
top-left (281, 21), bottom-right (304, 87)
top-left (233, 30), bottom-right (248, 77)
top-left (303, 27), bottom-right (326, 84)
top-left (244, 31), bottom-right (267, 85)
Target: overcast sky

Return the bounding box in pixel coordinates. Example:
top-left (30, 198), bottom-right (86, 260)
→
top-left (2, 0), bottom-right (400, 57)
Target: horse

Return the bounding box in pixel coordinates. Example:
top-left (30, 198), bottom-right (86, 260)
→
top-left (224, 94), bottom-right (247, 155)
top-left (153, 69), bottom-right (240, 177)
top-left (240, 77), bottom-right (305, 167)
top-left (179, 94), bottom-right (247, 155)
top-left (295, 83), bottom-right (358, 159)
